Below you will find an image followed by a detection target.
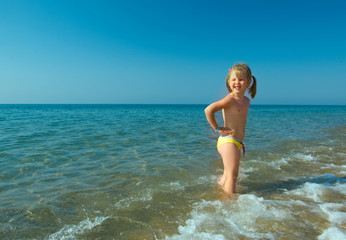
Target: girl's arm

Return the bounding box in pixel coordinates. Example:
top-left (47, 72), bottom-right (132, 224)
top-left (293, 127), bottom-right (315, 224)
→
top-left (204, 95), bottom-right (233, 135)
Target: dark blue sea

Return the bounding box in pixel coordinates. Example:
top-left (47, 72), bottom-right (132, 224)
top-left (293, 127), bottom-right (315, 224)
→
top-left (0, 104), bottom-right (345, 239)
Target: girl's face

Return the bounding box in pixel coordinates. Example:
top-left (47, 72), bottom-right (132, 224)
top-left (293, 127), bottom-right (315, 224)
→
top-left (229, 71), bottom-right (250, 94)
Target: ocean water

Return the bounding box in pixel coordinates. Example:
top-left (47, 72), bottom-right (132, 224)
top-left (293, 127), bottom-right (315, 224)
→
top-left (0, 104), bottom-right (345, 240)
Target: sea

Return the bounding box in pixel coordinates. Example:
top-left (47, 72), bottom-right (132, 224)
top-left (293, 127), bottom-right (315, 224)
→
top-left (0, 104), bottom-right (345, 240)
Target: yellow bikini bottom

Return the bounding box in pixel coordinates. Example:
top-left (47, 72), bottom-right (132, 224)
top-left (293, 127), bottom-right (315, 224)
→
top-left (217, 135), bottom-right (245, 155)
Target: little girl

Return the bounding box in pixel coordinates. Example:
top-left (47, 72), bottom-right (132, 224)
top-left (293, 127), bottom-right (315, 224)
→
top-left (205, 63), bottom-right (257, 194)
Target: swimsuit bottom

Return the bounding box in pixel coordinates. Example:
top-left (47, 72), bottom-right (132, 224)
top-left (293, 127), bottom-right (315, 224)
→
top-left (217, 135), bottom-right (245, 156)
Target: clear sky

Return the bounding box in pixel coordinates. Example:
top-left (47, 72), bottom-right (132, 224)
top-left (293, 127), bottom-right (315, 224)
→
top-left (1, 0), bottom-right (345, 104)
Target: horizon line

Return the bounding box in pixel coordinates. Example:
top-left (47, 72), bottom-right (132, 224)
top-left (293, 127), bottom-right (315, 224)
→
top-left (1, 103), bottom-right (345, 106)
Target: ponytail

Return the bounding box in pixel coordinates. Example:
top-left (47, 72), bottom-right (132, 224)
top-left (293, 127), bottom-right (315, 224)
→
top-left (248, 75), bottom-right (257, 98)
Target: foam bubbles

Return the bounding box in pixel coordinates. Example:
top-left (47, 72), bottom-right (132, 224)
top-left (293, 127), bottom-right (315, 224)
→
top-left (167, 181), bottom-right (185, 190)
top-left (265, 157), bottom-right (291, 170)
top-left (278, 157), bottom-right (290, 164)
top-left (287, 179), bottom-right (345, 203)
top-left (160, 181), bottom-right (185, 191)
top-left (288, 182), bottom-right (326, 202)
top-left (165, 194), bottom-right (290, 240)
top-left (317, 227), bottom-right (346, 240)
top-left (114, 190), bottom-right (153, 209)
top-left (47, 216), bottom-right (108, 240)
top-left (294, 153), bottom-right (317, 161)
top-left (281, 177), bottom-right (346, 239)
top-left (319, 203), bottom-right (346, 225)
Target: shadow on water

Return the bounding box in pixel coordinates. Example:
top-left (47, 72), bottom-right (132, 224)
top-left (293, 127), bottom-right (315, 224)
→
top-left (244, 173), bottom-right (346, 194)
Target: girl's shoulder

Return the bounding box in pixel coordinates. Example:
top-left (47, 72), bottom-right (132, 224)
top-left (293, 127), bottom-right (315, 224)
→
top-left (223, 94), bottom-right (234, 104)
top-left (219, 94), bottom-right (239, 109)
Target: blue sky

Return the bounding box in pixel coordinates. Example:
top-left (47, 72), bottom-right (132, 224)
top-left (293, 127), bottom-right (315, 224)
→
top-left (1, 0), bottom-right (345, 104)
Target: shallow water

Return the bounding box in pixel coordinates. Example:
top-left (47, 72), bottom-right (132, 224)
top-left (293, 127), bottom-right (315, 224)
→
top-left (0, 104), bottom-right (345, 239)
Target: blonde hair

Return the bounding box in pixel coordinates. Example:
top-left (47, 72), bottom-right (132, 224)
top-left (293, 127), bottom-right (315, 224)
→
top-left (225, 63), bottom-right (257, 98)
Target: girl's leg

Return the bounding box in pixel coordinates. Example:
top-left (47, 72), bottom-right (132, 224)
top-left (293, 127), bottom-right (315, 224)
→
top-left (218, 143), bottom-right (240, 194)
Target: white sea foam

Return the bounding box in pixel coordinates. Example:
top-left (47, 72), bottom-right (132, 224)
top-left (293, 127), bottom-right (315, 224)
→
top-left (284, 179), bottom-right (346, 239)
top-left (47, 216), bottom-right (108, 240)
top-left (320, 164), bottom-right (346, 173)
top-left (242, 166), bottom-right (257, 173)
top-left (161, 181), bottom-right (185, 191)
top-left (317, 227), bottom-right (346, 240)
top-left (114, 189), bottom-right (153, 209)
top-left (287, 180), bottom-right (345, 203)
top-left (321, 163), bottom-right (337, 169)
top-left (136, 181), bottom-right (142, 186)
top-left (294, 153), bottom-right (317, 161)
top-left (196, 175), bottom-right (217, 184)
top-left (169, 181), bottom-right (185, 190)
top-left (265, 157), bottom-right (290, 169)
top-left (312, 146), bottom-right (333, 151)
top-left (236, 166), bottom-right (252, 180)
top-left (278, 157), bottom-right (290, 164)
top-left (319, 203), bottom-right (346, 225)
top-left (288, 182), bottom-right (326, 202)
top-left (166, 179), bottom-right (346, 240)
top-left (165, 194), bottom-right (289, 240)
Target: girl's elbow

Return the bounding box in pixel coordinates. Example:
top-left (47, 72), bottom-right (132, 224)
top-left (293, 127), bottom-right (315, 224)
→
top-left (204, 106), bottom-right (211, 114)
top-left (205, 106), bottom-right (216, 118)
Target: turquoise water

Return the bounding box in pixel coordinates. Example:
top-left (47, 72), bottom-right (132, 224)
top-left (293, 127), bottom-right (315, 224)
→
top-left (0, 104), bottom-right (345, 239)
